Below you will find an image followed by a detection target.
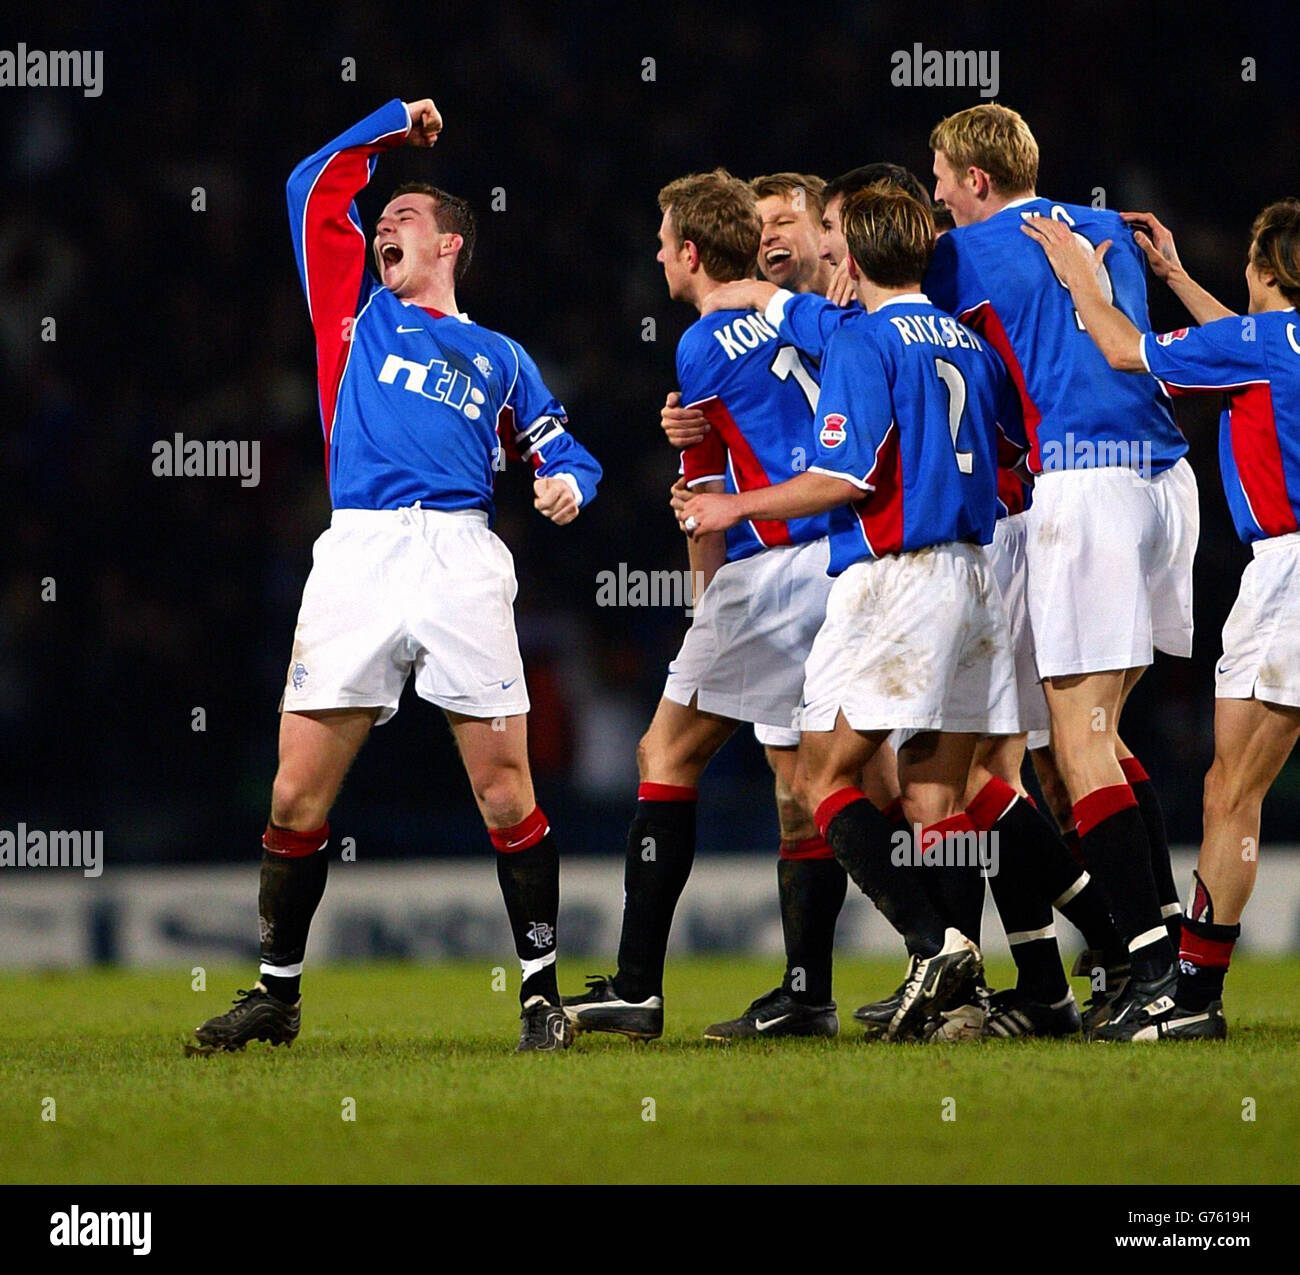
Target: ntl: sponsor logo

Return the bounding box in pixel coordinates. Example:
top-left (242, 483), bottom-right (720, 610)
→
top-left (0, 825), bottom-right (102, 877)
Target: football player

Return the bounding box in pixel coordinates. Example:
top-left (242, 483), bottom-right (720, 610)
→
top-left (193, 98), bottom-right (601, 1055)
top-left (562, 170), bottom-right (843, 1041)
top-left (1024, 199), bottom-right (1300, 1039)
top-left (926, 104), bottom-right (1197, 1036)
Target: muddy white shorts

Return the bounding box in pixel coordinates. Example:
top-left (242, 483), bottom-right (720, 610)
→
top-left (1216, 531), bottom-right (1300, 708)
top-left (1024, 458), bottom-right (1198, 678)
top-left (800, 541), bottom-right (1020, 735)
top-left (663, 538), bottom-right (832, 731)
top-left (281, 505), bottom-right (529, 725)
top-left (989, 512), bottom-right (1050, 744)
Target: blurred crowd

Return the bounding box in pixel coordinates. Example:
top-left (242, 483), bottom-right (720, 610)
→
top-left (3, 1), bottom-right (1297, 862)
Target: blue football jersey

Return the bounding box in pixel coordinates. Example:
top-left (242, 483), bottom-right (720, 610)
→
top-left (1141, 310), bottom-right (1300, 544)
top-left (678, 308), bottom-right (830, 562)
top-left (808, 294), bottom-right (1025, 574)
top-left (926, 197), bottom-right (1187, 476)
top-left (286, 99), bottom-right (601, 516)
top-left (766, 288), bottom-right (1032, 518)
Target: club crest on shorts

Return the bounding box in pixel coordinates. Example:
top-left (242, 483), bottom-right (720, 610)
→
top-left (525, 921), bottom-right (554, 950)
top-left (1155, 328), bottom-right (1189, 345)
top-left (820, 413), bottom-right (847, 447)
top-left (290, 661), bottom-right (309, 690)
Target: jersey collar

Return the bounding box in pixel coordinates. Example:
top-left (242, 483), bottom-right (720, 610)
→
top-left (877, 291), bottom-right (931, 309)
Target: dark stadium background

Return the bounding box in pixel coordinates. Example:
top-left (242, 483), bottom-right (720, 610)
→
top-left (3, 0), bottom-right (1296, 867)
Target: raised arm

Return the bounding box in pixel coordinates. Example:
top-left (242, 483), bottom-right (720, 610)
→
top-left (1019, 217), bottom-right (1146, 371)
top-left (1120, 210), bottom-right (1236, 324)
top-left (286, 99), bottom-right (433, 434)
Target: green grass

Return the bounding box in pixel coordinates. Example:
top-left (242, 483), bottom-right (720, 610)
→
top-left (2, 958), bottom-right (1297, 1185)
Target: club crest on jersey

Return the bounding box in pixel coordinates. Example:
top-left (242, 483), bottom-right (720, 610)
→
top-left (1156, 328), bottom-right (1189, 346)
top-left (473, 353), bottom-right (492, 377)
top-left (820, 413), bottom-right (847, 448)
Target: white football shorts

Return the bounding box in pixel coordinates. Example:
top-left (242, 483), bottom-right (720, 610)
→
top-left (281, 505), bottom-right (529, 725)
top-left (663, 538), bottom-right (832, 731)
top-left (800, 541), bottom-right (1020, 735)
top-left (1024, 458), bottom-right (1198, 678)
top-left (989, 511), bottom-right (1050, 744)
top-left (1216, 531), bottom-right (1300, 708)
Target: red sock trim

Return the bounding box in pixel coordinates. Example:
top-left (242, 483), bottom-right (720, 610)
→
top-left (1180, 930), bottom-right (1236, 969)
top-left (263, 822), bottom-right (329, 858)
top-left (780, 834), bottom-right (834, 861)
top-left (637, 781), bottom-right (698, 803)
top-left (1119, 756), bottom-right (1149, 785)
top-left (880, 797), bottom-right (904, 823)
top-left (966, 776), bottom-right (1018, 832)
top-left (922, 811), bottom-right (976, 840)
top-left (1072, 784), bottom-right (1137, 840)
top-left (814, 787), bottom-right (866, 840)
top-left (489, 806), bottom-right (550, 852)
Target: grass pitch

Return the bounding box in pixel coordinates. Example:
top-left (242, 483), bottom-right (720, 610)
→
top-left (2, 958), bottom-right (1297, 1185)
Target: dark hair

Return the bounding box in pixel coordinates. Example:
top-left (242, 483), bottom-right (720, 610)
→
top-left (841, 186), bottom-right (936, 288)
top-left (388, 182), bottom-right (477, 284)
top-left (824, 163), bottom-right (931, 209)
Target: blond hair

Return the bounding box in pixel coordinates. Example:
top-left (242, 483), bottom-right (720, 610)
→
top-left (749, 172), bottom-right (826, 219)
top-left (929, 104), bottom-right (1038, 196)
top-left (658, 169), bottom-right (760, 282)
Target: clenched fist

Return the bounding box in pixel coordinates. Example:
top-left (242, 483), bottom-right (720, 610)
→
top-left (534, 476), bottom-right (580, 525)
top-left (404, 99), bottom-right (442, 147)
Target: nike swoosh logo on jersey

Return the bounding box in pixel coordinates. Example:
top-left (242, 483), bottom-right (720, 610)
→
top-left (755, 1014), bottom-right (791, 1031)
top-left (501, 678), bottom-right (518, 690)
top-left (396, 325), bottom-right (422, 333)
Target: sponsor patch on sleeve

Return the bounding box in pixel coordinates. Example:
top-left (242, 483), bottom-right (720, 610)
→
top-left (819, 413), bottom-right (847, 447)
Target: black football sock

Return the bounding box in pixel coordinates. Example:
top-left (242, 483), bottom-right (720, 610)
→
top-left (259, 822), bottom-right (331, 1003)
top-left (816, 788), bottom-right (948, 959)
top-left (614, 783), bottom-right (697, 1003)
top-left (1122, 756), bottom-right (1182, 949)
top-left (970, 777), bottom-right (1125, 962)
top-left (491, 808), bottom-right (560, 1006)
top-left (1074, 785), bottom-right (1173, 981)
top-left (883, 798), bottom-right (948, 918)
top-left (778, 838), bottom-right (847, 1005)
top-left (1177, 872), bottom-right (1240, 1011)
top-left (1062, 827), bottom-right (1085, 867)
top-left (914, 812), bottom-right (986, 949)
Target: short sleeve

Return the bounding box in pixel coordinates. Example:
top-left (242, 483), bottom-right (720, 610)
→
top-left (807, 331), bottom-right (895, 489)
top-left (1140, 317), bottom-right (1266, 396)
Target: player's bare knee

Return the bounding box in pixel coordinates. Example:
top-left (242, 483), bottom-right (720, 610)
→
top-left (471, 765), bottom-right (531, 827)
top-left (776, 791), bottom-right (815, 841)
top-left (269, 773), bottom-right (331, 831)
